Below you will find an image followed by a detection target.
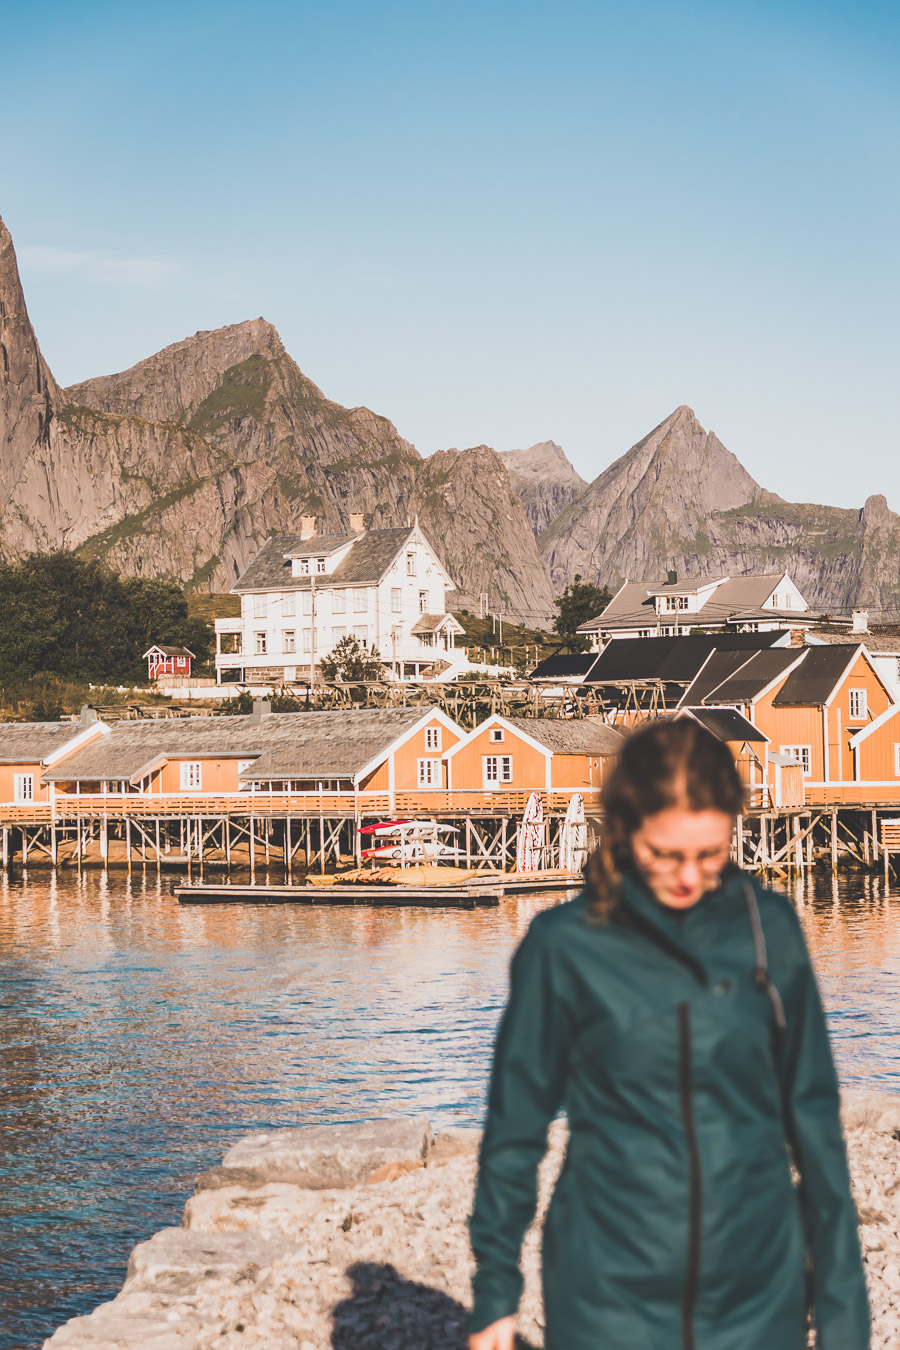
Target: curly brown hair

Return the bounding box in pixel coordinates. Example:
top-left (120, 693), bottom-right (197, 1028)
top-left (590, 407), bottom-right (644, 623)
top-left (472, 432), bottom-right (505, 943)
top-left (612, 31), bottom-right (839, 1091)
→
top-left (585, 717), bottom-right (745, 921)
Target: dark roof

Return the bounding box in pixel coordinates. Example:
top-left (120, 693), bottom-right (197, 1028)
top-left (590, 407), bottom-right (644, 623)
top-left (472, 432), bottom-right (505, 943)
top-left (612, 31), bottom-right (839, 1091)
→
top-left (772, 645), bottom-right (861, 706)
top-left (0, 721), bottom-right (94, 765)
top-left (232, 528), bottom-right (416, 593)
top-left (676, 650), bottom-right (758, 704)
top-left (145, 645), bottom-right (195, 658)
top-left (45, 708), bottom-right (435, 783)
top-left (683, 649), bottom-right (802, 705)
top-left (585, 633), bottom-right (793, 687)
top-left (411, 613), bottom-right (461, 635)
top-left (282, 533), bottom-right (357, 558)
top-left (680, 707), bottom-right (768, 744)
top-left (501, 716), bottom-right (625, 755)
top-left (529, 654), bottom-right (596, 680)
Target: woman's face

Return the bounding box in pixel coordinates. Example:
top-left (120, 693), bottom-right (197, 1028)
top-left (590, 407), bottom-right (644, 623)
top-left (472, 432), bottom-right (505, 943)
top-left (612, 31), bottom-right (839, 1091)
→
top-left (630, 807), bottom-right (734, 909)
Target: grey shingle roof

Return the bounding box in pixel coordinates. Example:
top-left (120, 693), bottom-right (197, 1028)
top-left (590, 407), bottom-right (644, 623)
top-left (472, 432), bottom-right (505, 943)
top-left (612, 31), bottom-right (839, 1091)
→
top-left (577, 574), bottom-right (812, 633)
top-left (0, 722), bottom-right (93, 765)
top-left (502, 716), bottom-right (625, 756)
top-left (44, 708), bottom-right (434, 783)
top-left (282, 533), bottom-right (357, 558)
top-left (529, 654), bottom-right (595, 680)
top-left (232, 528), bottom-right (415, 593)
top-left (771, 645), bottom-right (861, 706)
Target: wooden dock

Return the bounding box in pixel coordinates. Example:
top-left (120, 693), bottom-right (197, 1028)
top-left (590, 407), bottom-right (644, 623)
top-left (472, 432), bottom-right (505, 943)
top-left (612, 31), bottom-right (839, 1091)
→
top-left (175, 871), bottom-right (581, 908)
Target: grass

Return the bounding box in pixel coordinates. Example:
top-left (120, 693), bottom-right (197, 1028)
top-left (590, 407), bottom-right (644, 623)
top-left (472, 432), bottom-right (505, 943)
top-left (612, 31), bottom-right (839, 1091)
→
top-left (451, 612), bottom-right (561, 669)
top-left (188, 356), bottom-right (273, 435)
top-left (187, 592), bottom-right (241, 622)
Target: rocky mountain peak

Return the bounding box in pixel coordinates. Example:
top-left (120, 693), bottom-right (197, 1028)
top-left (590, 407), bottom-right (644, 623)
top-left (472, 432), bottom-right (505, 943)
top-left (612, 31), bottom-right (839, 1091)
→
top-left (499, 440), bottom-right (587, 537)
top-left (861, 494), bottom-right (892, 527)
top-left (66, 316), bottom-right (290, 426)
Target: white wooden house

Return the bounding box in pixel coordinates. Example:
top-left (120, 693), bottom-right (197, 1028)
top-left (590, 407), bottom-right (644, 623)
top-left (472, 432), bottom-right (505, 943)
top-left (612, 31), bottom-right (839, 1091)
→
top-left (215, 517), bottom-right (468, 683)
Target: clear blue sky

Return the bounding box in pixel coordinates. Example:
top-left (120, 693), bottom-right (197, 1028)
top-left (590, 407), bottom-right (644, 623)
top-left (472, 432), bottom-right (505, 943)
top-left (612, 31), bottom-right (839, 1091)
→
top-left (1, 0), bottom-right (898, 508)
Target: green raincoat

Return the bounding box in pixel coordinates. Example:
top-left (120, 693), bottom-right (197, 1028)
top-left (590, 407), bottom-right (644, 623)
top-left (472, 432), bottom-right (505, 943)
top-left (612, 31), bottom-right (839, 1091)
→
top-left (469, 870), bottom-right (869, 1349)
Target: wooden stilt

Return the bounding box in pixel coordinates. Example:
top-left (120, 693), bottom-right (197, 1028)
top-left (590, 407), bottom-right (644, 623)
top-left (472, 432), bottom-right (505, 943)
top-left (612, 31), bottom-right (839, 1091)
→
top-left (22, 829), bottom-right (28, 866)
top-left (736, 816), bottom-right (745, 869)
top-left (225, 818), bottom-right (231, 869)
top-left (2, 826), bottom-right (8, 869)
top-left (286, 818), bottom-right (292, 881)
top-left (831, 811), bottom-right (838, 872)
top-left (249, 814), bottom-right (255, 875)
top-left (319, 811), bottom-right (326, 875)
top-left (126, 816), bottom-right (132, 871)
top-left (793, 816), bottom-right (802, 871)
top-left (155, 818), bottom-right (161, 869)
top-left (100, 817), bottom-right (109, 868)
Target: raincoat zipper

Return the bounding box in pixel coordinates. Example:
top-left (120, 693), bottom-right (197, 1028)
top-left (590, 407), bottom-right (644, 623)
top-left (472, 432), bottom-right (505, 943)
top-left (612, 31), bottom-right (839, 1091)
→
top-left (678, 1001), bottom-right (701, 1350)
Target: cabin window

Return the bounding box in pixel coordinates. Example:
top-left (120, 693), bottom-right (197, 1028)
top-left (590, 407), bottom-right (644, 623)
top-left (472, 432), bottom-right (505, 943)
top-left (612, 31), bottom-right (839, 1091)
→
top-left (237, 760), bottom-right (255, 791)
top-left (333, 590), bottom-right (346, 614)
top-left (406, 552), bottom-right (416, 576)
top-left (848, 689), bottom-right (867, 721)
top-left (180, 762), bottom-right (202, 791)
top-left (489, 727), bottom-right (505, 743)
top-left (483, 755), bottom-right (513, 787)
top-left (780, 745), bottom-right (812, 776)
top-left (253, 594), bottom-right (266, 618)
top-left (316, 557), bottom-right (326, 573)
top-left (282, 593), bottom-right (296, 618)
top-left (283, 631), bottom-right (296, 654)
top-left (418, 590), bottom-right (428, 614)
top-left (255, 632), bottom-right (267, 655)
top-left (14, 773), bottom-right (34, 803)
top-left (425, 727), bottom-right (442, 751)
top-left (391, 588), bottom-right (402, 613)
top-left (417, 757), bottom-right (441, 787)
top-left (353, 589), bottom-right (367, 612)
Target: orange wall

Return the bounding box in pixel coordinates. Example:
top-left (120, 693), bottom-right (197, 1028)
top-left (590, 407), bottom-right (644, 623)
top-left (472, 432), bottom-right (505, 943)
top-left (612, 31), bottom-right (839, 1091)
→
top-left (448, 724), bottom-right (549, 791)
top-left (391, 717), bottom-right (461, 790)
top-left (858, 712), bottom-right (900, 782)
top-left (549, 752), bottom-right (609, 789)
top-left (754, 650), bottom-right (894, 782)
top-left (157, 759), bottom-right (248, 793)
top-left (0, 762), bottom-right (48, 803)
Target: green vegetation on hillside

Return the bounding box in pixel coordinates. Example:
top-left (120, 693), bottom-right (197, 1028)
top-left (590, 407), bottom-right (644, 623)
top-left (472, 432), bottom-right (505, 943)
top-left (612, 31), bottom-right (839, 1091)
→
top-left (188, 355), bottom-right (273, 434)
top-left (0, 553), bottom-right (213, 687)
top-left (452, 612), bottom-right (559, 672)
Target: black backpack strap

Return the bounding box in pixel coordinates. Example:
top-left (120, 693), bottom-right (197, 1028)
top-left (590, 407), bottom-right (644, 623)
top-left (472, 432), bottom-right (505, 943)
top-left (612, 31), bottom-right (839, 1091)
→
top-left (743, 880), bottom-right (787, 1035)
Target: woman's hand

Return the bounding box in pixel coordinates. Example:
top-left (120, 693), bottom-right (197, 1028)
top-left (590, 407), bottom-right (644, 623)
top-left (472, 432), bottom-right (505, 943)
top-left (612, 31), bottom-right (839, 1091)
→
top-left (469, 1314), bottom-right (517, 1350)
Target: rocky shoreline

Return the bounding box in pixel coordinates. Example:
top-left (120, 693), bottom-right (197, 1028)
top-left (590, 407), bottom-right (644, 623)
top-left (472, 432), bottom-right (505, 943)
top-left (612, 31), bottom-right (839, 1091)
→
top-left (44, 1091), bottom-right (900, 1349)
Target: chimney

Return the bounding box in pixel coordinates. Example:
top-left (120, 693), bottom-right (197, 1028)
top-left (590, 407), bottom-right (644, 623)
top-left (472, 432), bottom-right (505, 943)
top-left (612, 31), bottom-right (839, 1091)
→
top-left (348, 512), bottom-right (364, 533)
top-left (299, 516), bottom-right (316, 540)
top-left (79, 705), bottom-right (98, 726)
top-left (789, 629), bottom-right (807, 647)
top-left (666, 569), bottom-right (678, 586)
top-left (250, 698), bottom-right (271, 723)
top-left (852, 609), bottom-right (869, 634)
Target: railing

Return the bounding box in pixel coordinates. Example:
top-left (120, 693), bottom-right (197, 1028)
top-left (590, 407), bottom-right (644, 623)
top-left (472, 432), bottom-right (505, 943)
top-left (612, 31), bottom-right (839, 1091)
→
top-left (804, 782), bottom-right (900, 806)
top-left (0, 788), bottom-right (603, 823)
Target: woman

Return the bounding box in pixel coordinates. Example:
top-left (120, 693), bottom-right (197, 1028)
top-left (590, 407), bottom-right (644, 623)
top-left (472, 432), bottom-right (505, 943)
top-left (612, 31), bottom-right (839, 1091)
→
top-left (469, 718), bottom-right (869, 1350)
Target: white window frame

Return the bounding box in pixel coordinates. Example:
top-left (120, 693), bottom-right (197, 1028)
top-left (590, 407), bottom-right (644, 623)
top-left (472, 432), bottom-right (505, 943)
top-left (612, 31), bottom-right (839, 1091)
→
top-left (253, 594), bottom-right (267, 618)
top-left (482, 754), bottom-right (513, 787)
top-left (283, 630), bottom-right (296, 654)
top-left (425, 727), bottom-right (442, 751)
top-left (237, 759), bottom-right (255, 791)
top-left (406, 552), bottom-right (416, 575)
top-left (391, 587), bottom-right (402, 613)
top-left (417, 757), bottom-right (441, 787)
top-left (254, 631), bottom-right (267, 655)
top-left (894, 744), bottom-right (900, 777)
top-left (418, 590), bottom-right (428, 614)
top-left (780, 745), bottom-right (812, 776)
top-left (332, 626), bottom-right (347, 642)
top-left (489, 726), bottom-right (505, 743)
top-left (848, 688), bottom-right (867, 721)
top-left (180, 761), bottom-right (202, 791)
top-left (332, 590), bottom-right (346, 614)
top-left (353, 589), bottom-right (368, 613)
top-left (353, 626), bottom-right (368, 646)
top-left (14, 773), bottom-right (34, 803)
top-left (302, 629), bottom-right (312, 653)
top-left (316, 557), bottom-right (326, 573)
top-left (282, 593), bottom-right (296, 618)
top-left (301, 593), bottom-right (312, 616)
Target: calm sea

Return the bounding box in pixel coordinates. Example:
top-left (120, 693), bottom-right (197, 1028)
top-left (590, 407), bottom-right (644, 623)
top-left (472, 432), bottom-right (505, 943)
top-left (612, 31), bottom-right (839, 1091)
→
top-left (1, 869), bottom-right (899, 1348)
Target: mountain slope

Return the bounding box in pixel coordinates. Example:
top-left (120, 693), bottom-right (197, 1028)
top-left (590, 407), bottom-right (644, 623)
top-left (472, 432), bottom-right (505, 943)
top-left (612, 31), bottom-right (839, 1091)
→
top-left (499, 441), bottom-right (587, 535)
top-left (0, 213), bottom-right (555, 621)
top-left (540, 407), bottom-right (900, 615)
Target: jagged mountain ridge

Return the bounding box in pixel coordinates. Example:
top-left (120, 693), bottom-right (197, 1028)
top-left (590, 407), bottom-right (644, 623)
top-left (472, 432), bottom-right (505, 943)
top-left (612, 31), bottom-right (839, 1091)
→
top-left (539, 406), bottom-right (900, 616)
top-left (499, 441), bottom-right (587, 536)
top-left (0, 213), bottom-right (555, 622)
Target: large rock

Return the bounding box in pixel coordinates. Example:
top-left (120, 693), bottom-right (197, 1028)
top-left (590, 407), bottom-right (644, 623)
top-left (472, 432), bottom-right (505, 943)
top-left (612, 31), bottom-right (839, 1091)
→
top-left (183, 1181), bottom-right (330, 1236)
top-left (841, 1087), bottom-right (900, 1134)
top-left (499, 441), bottom-right (587, 536)
top-left (218, 1115), bottom-right (435, 1189)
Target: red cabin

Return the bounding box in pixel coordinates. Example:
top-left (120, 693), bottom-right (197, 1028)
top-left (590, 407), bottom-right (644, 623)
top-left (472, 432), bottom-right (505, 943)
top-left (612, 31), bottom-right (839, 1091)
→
top-left (143, 645), bottom-right (195, 681)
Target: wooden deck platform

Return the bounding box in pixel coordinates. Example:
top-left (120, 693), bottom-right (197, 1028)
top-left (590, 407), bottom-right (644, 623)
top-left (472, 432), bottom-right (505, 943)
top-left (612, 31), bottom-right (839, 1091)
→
top-left (175, 871), bottom-right (581, 908)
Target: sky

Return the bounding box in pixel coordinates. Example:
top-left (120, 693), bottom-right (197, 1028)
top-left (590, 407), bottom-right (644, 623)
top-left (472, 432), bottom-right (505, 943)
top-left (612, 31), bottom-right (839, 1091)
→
top-left (1, 0), bottom-right (898, 508)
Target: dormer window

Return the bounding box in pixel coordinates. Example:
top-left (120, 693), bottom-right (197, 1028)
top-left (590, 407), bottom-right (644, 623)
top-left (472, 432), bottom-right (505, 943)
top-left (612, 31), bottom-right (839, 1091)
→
top-left (316, 557), bottom-right (326, 573)
top-left (299, 559), bottom-right (309, 575)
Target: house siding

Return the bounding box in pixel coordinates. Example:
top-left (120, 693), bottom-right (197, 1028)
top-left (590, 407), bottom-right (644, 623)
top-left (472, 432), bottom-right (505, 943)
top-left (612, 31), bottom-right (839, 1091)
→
top-left (449, 726), bottom-right (548, 792)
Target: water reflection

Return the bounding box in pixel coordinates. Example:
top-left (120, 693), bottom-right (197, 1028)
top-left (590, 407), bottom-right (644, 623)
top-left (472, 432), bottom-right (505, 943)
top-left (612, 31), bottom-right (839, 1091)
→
top-left (0, 870), bottom-right (898, 1347)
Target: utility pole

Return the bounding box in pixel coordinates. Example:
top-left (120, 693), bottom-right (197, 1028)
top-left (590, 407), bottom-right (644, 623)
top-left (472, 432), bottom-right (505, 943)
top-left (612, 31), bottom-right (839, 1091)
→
top-left (309, 577), bottom-right (316, 686)
top-left (498, 613), bottom-right (503, 644)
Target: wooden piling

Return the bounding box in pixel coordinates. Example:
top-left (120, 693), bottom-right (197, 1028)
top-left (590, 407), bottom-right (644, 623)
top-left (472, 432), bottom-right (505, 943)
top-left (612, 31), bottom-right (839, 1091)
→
top-left (831, 811), bottom-right (838, 872)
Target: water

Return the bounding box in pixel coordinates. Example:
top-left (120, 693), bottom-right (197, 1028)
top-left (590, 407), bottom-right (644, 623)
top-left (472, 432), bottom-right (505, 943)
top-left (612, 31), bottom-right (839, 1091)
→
top-left (1, 870), bottom-right (900, 1348)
